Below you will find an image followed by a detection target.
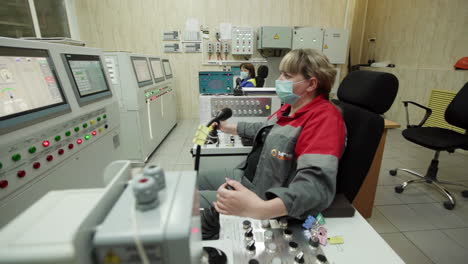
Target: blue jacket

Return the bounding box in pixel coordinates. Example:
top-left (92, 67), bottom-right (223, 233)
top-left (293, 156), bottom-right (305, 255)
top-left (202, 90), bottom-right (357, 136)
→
top-left (240, 78), bottom-right (256, 88)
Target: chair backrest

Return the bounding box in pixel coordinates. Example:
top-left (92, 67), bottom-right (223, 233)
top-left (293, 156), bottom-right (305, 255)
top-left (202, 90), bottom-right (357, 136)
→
top-left (255, 65), bottom-right (269, 87)
top-left (445, 82), bottom-right (468, 130)
top-left (333, 70), bottom-right (399, 202)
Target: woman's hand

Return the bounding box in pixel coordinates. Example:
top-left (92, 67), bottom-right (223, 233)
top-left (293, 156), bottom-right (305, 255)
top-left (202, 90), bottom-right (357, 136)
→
top-left (213, 179), bottom-right (266, 219)
top-left (211, 121), bottom-right (238, 135)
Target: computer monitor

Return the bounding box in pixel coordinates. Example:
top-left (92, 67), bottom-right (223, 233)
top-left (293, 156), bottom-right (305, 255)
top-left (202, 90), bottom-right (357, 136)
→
top-left (162, 59), bottom-right (172, 79)
top-left (149, 58), bottom-right (165, 83)
top-left (62, 54), bottom-right (112, 106)
top-left (131, 57), bottom-right (153, 87)
top-left (0, 46), bottom-right (70, 135)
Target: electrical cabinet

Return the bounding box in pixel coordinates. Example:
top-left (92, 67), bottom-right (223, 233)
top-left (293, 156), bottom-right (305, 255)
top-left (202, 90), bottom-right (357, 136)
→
top-left (257, 26), bottom-right (292, 50)
top-left (292, 27), bottom-right (324, 50)
top-left (323, 28), bottom-right (349, 64)
top-left (231, 26), bottom-right (254, 55)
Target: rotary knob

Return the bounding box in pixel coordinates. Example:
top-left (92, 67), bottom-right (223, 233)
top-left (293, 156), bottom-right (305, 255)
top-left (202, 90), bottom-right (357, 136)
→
top-left (266, 242), bottom-right (277, 253)
top-left (264, 230), bottom-right (273, 240)
top-left (279, 218), bottom-right (288, 229)
top-left (289, 241), bottom-right (299, 252)
top-left (317, 254), bottom-right (328, 263)
top-left (243, 220), bottom-right (252, 230)
top-left (143, 165), bottom-right (165, 190)
top-left (244, 227), bottom-right (254, 241)
top-left (309, 236), bottom-right (320, 248)
top-left (246, 240), bottom-right (256, 253)
top-left (294, 251), bottom-right (305, 264)
top-left (132, 176), bottom-right (158, 211)
top-left (283, 229), bottom-right (293, 240)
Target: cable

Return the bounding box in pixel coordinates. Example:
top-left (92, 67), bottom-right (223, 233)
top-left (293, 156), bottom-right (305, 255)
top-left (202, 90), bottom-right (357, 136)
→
top-left (131, 204), bottom-right (150, 264)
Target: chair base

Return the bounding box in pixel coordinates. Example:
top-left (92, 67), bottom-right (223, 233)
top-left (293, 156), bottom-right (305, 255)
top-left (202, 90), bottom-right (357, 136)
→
top-left (389, 165), bottom-right (468, 210)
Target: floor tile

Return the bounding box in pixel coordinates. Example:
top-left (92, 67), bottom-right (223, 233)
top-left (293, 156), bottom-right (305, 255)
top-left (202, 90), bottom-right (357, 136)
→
top-left (374, 186), bottom-right (405, 205)
top-left (377, 205), bottom-right (436, 232)
top-left (442, 228), bottom-right (468, 251)
top-left (380, 233), bottom-right (434, 264)
top-left (404, 230), bottom-right (468, 264)
top-left (407, 203), bottom-right (468, 229)
top-left (367, 207), bottom-right (399, 233)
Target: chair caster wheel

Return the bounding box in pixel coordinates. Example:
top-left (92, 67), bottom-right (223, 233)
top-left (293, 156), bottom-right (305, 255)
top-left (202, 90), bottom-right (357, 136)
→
top-left (395, 186), bottom-right (404, 193)
top-left (462, 190), bottom-right (468, 198)
top-left (389, 169), bottom-right (397, 176)
top-left (443, 201), bottom-right (455, 210)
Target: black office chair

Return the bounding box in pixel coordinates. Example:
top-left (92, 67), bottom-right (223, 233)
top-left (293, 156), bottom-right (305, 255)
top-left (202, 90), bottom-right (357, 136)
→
top-left (255, 65), bottom-right (269, 87)
top-left (389, 82), bottom-right (468, 210)
top-left (328, 71), bottom-right (398, 215)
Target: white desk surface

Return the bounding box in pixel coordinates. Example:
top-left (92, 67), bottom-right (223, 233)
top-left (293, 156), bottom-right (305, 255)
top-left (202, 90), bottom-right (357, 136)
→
top-left (322, 212), bottom-right (404, 264)
top-left (210, 212), bottom-right (404, 264)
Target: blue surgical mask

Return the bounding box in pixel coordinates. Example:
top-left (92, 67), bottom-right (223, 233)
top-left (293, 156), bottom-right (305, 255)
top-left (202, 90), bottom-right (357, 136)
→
top-left (275, 79), bottom-right (307, 105)
top-left (240, 71), bottom-right (249, 80)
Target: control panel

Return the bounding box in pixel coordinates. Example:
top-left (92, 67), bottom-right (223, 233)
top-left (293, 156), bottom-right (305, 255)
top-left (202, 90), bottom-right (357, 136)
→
top-left (221, 216), bottom-right (329, 264)
top-left (211, 97), bottom-right (272, 118)
top-left (199, 95), bottom-right (281, 125)
top-left (231, 26), bottom-right (254, 55)
top-left (199, 71), bottom-right (234, 94)
top-left (0, 108), bottom-right (116, 200)
top-left (93, 168), bottom-right (201, 264)
top-left (144, 85), bottom-right (172, 103)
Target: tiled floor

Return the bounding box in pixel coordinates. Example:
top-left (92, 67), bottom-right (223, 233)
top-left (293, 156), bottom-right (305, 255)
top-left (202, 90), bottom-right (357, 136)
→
top-left (150, 120), bottom-right (468, 264)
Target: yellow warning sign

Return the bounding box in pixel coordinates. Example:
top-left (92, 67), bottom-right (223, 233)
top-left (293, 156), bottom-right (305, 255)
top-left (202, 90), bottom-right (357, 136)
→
top-left (324, 44), bottom-right (329, 49)
top-left (274, 34), bottom-right (279, 39)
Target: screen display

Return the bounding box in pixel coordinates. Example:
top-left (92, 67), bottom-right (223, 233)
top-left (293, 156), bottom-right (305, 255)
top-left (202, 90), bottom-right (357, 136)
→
top-left (132, 58), bottom-right (152, 83)
top-left (64, 54), bottom-right (110, 97)
top-left (0, 47), bottom-right (65, 119)
top-left (149, 59), bottom-right (164, 80)
top-left (163, 60), bottom-right (172, 77)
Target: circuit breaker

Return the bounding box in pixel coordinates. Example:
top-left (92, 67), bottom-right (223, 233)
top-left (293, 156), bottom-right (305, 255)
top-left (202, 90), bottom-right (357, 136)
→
top-left (257, 26), bottom-right (292, 49)
top-left (322, 28), bottom-right (348, 64)
top-left (231, 26), bottom-right (254, 55)
top-left (292, 27), bottom-right (324, 50)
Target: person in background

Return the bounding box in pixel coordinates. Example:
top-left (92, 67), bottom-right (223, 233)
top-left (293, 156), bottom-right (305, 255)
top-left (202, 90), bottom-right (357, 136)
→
top-left (239, 63), bottom-right (256, 87)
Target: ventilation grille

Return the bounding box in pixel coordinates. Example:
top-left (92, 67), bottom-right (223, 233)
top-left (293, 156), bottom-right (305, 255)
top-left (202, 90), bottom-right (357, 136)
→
top-left (425, 89), bottom-right (465, 134)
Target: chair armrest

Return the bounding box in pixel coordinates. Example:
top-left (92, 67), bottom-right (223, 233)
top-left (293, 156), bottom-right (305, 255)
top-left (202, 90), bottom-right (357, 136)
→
top-left (402, 101), bottom-right (432, 128)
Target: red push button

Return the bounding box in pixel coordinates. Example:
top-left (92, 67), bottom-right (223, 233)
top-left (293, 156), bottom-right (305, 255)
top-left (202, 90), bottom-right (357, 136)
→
top-left (58, 149), bottom-right (64, 155)
top-left (76, 139), bottom-right (83, 144)
top-left (0, 180), bottom-right (8, 189)
top-left (17, 170), bottom-right (26, 178)
top-left (42, 140), bottom-right (50, 147)
top-left (33, 162), bottom-right (41, 169)
top-left (68, 144), bottom-right (74, 149)
top-left (46, 155), bottom-right (53, 162)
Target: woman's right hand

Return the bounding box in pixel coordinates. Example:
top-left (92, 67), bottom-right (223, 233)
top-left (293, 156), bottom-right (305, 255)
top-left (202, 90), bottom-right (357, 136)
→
top-left (211, 121), bottom-right (237, 135)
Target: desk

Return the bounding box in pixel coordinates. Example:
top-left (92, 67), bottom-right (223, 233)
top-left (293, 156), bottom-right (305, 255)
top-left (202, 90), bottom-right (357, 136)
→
top-left (352, 119), bottom-right (401, 218)
top-left (205, 212), bottom-right (404, 264)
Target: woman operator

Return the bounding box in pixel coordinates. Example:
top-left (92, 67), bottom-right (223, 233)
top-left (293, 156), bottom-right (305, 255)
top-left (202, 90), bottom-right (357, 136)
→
top-left (198, 49), bottom-right (346, 220)
top-left (239, 63), bottom-right (256, 87)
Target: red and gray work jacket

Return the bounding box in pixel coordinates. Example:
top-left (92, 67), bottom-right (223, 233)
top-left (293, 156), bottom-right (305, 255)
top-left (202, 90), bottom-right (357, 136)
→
top-left (236, 95), bottom-right (346, 219)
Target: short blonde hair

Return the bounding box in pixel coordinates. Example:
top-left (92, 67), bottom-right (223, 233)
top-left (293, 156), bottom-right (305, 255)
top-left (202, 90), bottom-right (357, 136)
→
top-left (279, 49), bottom-right (336, 99)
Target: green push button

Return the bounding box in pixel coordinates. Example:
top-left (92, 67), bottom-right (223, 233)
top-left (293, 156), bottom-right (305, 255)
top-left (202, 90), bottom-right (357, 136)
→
top-left (28, 146), bottom-right (37, 154)
top-left (97, 117), bottom-right (101, 122)
top-left (0, 162), bottom-right (3, 169)
top-left (55, 135), bottom-right (61, 142)
top-left (84, 134), bottom-right (90, 140)
top-left (103, 114), bottom-right (107, 119)
top-left (74, 127), bottom-right (80, 132)
top-left (65, 131), bottom-right (71, 137)
top-left (83, 123), bottom-right (88, 128)
top-left (12, 154), bottom-right (21, 162)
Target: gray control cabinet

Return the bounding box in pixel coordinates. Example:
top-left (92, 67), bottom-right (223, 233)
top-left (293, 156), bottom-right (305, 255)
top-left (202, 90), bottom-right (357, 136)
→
top-left (292, 27), bottom-right (324, 50)
top-left (257, 26), bottom-right (292, 49)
